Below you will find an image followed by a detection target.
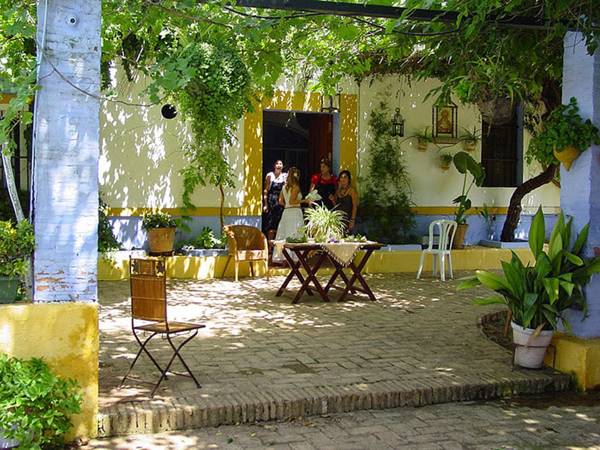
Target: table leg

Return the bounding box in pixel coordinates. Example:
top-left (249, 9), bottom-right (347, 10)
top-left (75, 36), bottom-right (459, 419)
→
top-left (276, 248), bottom-right (305, 296)
top-left (295, 251), bottom-right (330, 303)
top-left (338, 249), bottom-right (376, 302)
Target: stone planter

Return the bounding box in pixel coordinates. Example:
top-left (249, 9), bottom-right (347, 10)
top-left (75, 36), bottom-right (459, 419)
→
top-left (479, 239), bottom-right (529, 249)
top-left (147, 228), bottom-right (176, 253)
top-left (511, 322), bottom-right (554, 369)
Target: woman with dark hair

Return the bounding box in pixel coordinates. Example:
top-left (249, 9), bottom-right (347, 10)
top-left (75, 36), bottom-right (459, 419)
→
top-left (263, 159), bottom-right (287, 240)
top-left (309, 158), bottom-right (337, 210)
top-left (336, 170), bottom-right (359, 235)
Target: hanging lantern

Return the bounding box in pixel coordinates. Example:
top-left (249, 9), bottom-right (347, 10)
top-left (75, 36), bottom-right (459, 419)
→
top-left (391, 108), bottom-right (405, 137)
top-left (320, 90), bottom-right (341, 113)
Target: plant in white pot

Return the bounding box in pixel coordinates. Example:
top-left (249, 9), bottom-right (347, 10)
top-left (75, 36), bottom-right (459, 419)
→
top-left (0, 220), bottom-right (35, 303)
top-left (460, 207), bottom-right (600, 369)
top-left (142, 211), bottom-right (178, 253)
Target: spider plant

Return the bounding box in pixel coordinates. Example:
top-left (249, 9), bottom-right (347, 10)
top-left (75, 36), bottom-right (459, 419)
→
top-left (304, 204), bottom-right (346, 242)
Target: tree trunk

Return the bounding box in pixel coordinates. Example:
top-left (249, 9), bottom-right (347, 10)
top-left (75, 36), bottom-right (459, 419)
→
top-left (500, 164), bottom-right (558, 242)
top-left (219, 183), bottom-right (225, 231)
top-left (1, 152), bottom-right (25, 222)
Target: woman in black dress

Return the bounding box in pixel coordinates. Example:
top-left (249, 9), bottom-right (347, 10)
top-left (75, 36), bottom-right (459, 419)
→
top-left (336, 170), bottom-right (359, 235)
top-left (263, 160), bottom-right (287, 240)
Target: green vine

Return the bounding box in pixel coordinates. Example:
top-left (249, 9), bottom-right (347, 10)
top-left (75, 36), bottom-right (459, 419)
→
top-left (359, 101), bottom-right (415, 244)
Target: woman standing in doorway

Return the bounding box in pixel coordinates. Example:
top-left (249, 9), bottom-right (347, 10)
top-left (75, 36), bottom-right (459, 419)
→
top-left (273, 167), bottom-right (307, 262)
top-left (336, 170), bottom-right (359, 235)
top-left (263, 160), bottom-right (287, 240)
top-left (309, 158), bottom-right (338, 210)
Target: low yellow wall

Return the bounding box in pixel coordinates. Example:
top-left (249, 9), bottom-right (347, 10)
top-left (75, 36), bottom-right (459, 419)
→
top-left (99, 247), bottom-right (533, 281)
top-left (0, 303), bottom-right (99, 440)
top-left (545, 333), bottom-right (600, 391)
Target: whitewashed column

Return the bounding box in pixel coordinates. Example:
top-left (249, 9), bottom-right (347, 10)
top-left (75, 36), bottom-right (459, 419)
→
top-left (560, 32), bottom-right (600, 338)
top-left (33, 1), bottom-right (101, 302)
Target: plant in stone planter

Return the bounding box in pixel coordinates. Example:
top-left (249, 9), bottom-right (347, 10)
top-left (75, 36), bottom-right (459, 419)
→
top-left (460, 207), bottom-right (600, 369)
top-left (0, 220), bottom-right (34, 303)
top-left (439, 152), bottom-right (453, 171)
top-left (527, 97), bottom-right (600, 171)
top-left (142, 211), bottom-right (177, 253)
top-left (413, 127), bottom-right (432, 151)
top-left (460, 127), bottom-right (480, 152)
top-left (304, 204), bottom-right (346, 242)
top-left (0, 354), bottom-right (82, 449)
top-left (452, 152), bottom-right (485, 248)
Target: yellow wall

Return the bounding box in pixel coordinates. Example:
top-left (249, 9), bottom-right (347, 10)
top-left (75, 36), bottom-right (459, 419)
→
top-left (545, 333), bottom-right (600, 391)
top-left (0, 303), bottom-right (99, 440)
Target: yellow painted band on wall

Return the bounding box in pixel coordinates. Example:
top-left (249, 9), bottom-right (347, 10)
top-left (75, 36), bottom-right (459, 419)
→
top-left (0, 302), bottom-right (99, 440)
top-left (99, 247), bottom-right (534, 281)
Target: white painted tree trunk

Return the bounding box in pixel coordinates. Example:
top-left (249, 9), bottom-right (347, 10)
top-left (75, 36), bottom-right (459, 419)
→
top-left (32, 1), bottom-right (101, 302)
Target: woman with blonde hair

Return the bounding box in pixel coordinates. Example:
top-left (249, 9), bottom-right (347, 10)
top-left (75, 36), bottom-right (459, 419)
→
top-left (273, 167), bottom-right (309, 262)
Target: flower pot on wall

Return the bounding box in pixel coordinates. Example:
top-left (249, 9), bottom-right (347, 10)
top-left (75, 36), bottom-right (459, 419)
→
top-left (0, 277), bottom-right (19, 304)
top-left (147, 228), bottom-right (176, 253)
top-left (463, 140), bottom-right (477, 152)
top-left (452, 223), bottom-right (468, 249)
top-left (553, 146), bottom-right (580, 171)
top-left (511, 322), bottom-right (554, 369)
top-left (417, 138), bottom-right (428, 151)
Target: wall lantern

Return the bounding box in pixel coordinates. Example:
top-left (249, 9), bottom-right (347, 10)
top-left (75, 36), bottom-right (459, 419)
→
top-left (320, 91), bottom-right (341, 113)
top-left (391, 108), bottom-right (405, 137)
top-left (161, 104), bottom-right (177, 119)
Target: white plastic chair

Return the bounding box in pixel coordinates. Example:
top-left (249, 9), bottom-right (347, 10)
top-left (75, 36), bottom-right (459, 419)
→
top-left (416, 220), bottom-right (458, 282)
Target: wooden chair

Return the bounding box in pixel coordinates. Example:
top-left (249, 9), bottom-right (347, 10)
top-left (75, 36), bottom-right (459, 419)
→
top-left (221, 225), bottom-right (269, 281)
top-left (120, 258), bottom-right (205, 397)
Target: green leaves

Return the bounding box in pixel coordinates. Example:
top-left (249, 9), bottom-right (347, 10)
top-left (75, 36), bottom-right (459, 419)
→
top-left (0, 220), bottom-right (34, 277)
top-left (528, 207), bottom-right (545, 259)
top-left (451, 152), bottom-right (485, 224)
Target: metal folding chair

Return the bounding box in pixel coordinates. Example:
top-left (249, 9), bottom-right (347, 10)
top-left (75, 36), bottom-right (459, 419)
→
top-left (120, 258), bottom-right (205, 397)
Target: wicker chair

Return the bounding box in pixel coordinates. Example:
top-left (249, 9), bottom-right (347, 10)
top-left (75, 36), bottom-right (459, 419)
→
top-left (120, 258), bottom-right (205, 397)
top-left (221, 225), bottom-right (269, 281)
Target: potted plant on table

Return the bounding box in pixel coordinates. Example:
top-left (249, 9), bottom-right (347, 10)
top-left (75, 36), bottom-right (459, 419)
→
top-left (304, 204), bottom-right (346, 242)
top-left (460, 207), bottom-right (600, 369)
top-left (528, 97), bottom-right (600, 171)
top-left (452, 152), bottom-right (485, 248)
top-left (142, 211), bottom-right (178, 253)
top-left (0, 220), bottom-right (35, 304)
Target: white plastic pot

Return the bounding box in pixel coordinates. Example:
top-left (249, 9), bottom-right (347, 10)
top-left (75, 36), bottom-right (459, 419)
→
top-left (511, 322), bottom-right (554, 369)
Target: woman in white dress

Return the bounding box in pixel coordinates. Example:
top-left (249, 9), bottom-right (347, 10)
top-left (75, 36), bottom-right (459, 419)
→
top-left (273, 167), bottom-right (307, 262)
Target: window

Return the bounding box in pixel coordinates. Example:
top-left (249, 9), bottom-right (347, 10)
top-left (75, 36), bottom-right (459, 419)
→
top-left (0, 108), bottom-right (31, 192)
top-left (481, 107), bottom-right (523, 187)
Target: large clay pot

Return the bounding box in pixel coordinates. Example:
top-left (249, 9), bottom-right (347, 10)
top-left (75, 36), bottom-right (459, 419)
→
top-left (511, 322), bottom-right (553, 369)
top-left (147, 227), bottom-right (176, 253)
top-left (452, 223), bottom-right (468, 249)
top-left (553, 146), bottom-right (580, 171)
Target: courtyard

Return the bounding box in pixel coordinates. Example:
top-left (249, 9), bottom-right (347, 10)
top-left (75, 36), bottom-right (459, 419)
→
top-left (97, 272), bottom-right (569, 437)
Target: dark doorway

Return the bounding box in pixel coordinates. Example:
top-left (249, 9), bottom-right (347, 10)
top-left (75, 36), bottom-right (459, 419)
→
top-left (262, 111), bottom-right (333, 197)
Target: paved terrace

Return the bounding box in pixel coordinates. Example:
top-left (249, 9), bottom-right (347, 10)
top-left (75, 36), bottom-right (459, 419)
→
top-left (98, 273), bottom-right (570, 438)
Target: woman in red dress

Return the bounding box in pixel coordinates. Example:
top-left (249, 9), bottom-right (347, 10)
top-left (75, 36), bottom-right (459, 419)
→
top-left (309, 158), bottom-right (338, 210)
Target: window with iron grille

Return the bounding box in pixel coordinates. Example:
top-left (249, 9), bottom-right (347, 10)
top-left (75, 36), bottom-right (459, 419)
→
top-left (0, 109), bottom-right (31, 192)
top-left (481, 107), bottom-right (523, 188)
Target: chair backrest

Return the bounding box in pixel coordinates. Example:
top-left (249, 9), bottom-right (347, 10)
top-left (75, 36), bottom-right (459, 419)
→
top-left (129, 258), bottom-right (167, 322)
top-left (426, 220), bottom-right (458, 251)
top-left (223, 225), bottom-right (266, 253)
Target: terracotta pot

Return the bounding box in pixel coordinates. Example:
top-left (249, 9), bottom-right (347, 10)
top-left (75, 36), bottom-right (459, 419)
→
top-left (440, 162), bottom-right (451, 171)
top-left (463, 140), bottom-right (477, 152)
top-left (511, 322), bottom-right (553, 369)
top-left (147, 227), bottom-right (176, 253)
top-left (553, 146), bottom-right (580, 171)
top-left (452, 223), bottom-right (468, 249)
top-left (417, 138), bottom-right (428, 151)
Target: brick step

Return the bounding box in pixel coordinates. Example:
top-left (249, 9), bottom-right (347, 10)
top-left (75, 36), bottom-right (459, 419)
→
top-left (97, 372), bottom-right (571, 437)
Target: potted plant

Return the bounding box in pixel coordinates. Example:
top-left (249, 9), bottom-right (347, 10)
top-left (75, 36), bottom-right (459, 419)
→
top-left (304, 204), bottom-right (346, 242)
top-left (460, 208), bottom-right (600, 369)
top-left (0, 354), bottom-right (82, 449)
top-left (439, 152), bottom-right (453, 171)
top-left (142, 210), bottom-right (177, 253)
top-left (452, 152), bottom-right (485, 248)
top-left (460, 126), bottom-right (480, 152)
top-left (0, 220), bottom-right (35, 304)
top-left (528, 97), bottom-right (600, 171)
top-left (414, 127), bottom-right (432, 151)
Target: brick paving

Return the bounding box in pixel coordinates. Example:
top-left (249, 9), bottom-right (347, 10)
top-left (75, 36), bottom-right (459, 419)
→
top-left (88, 393), bottom-right (600, 449)
top-left (98, 273), bottom-right (570, 437)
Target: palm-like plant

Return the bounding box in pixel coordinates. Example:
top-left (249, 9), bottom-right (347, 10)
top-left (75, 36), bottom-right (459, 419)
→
top-left (304, 204), bottom-right (346, 242)
top-left (460, 207), bottom-right (600, 332)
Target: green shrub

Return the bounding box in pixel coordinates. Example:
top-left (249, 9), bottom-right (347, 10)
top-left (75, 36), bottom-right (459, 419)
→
top-left (0, 220), bottom-right (34, 278)
top-left (141, 211), bottom-right (177, 230)
top-left (0, 354), bottom-right (82, 449)
top-left (98, 198), bottom-right (120, 254)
